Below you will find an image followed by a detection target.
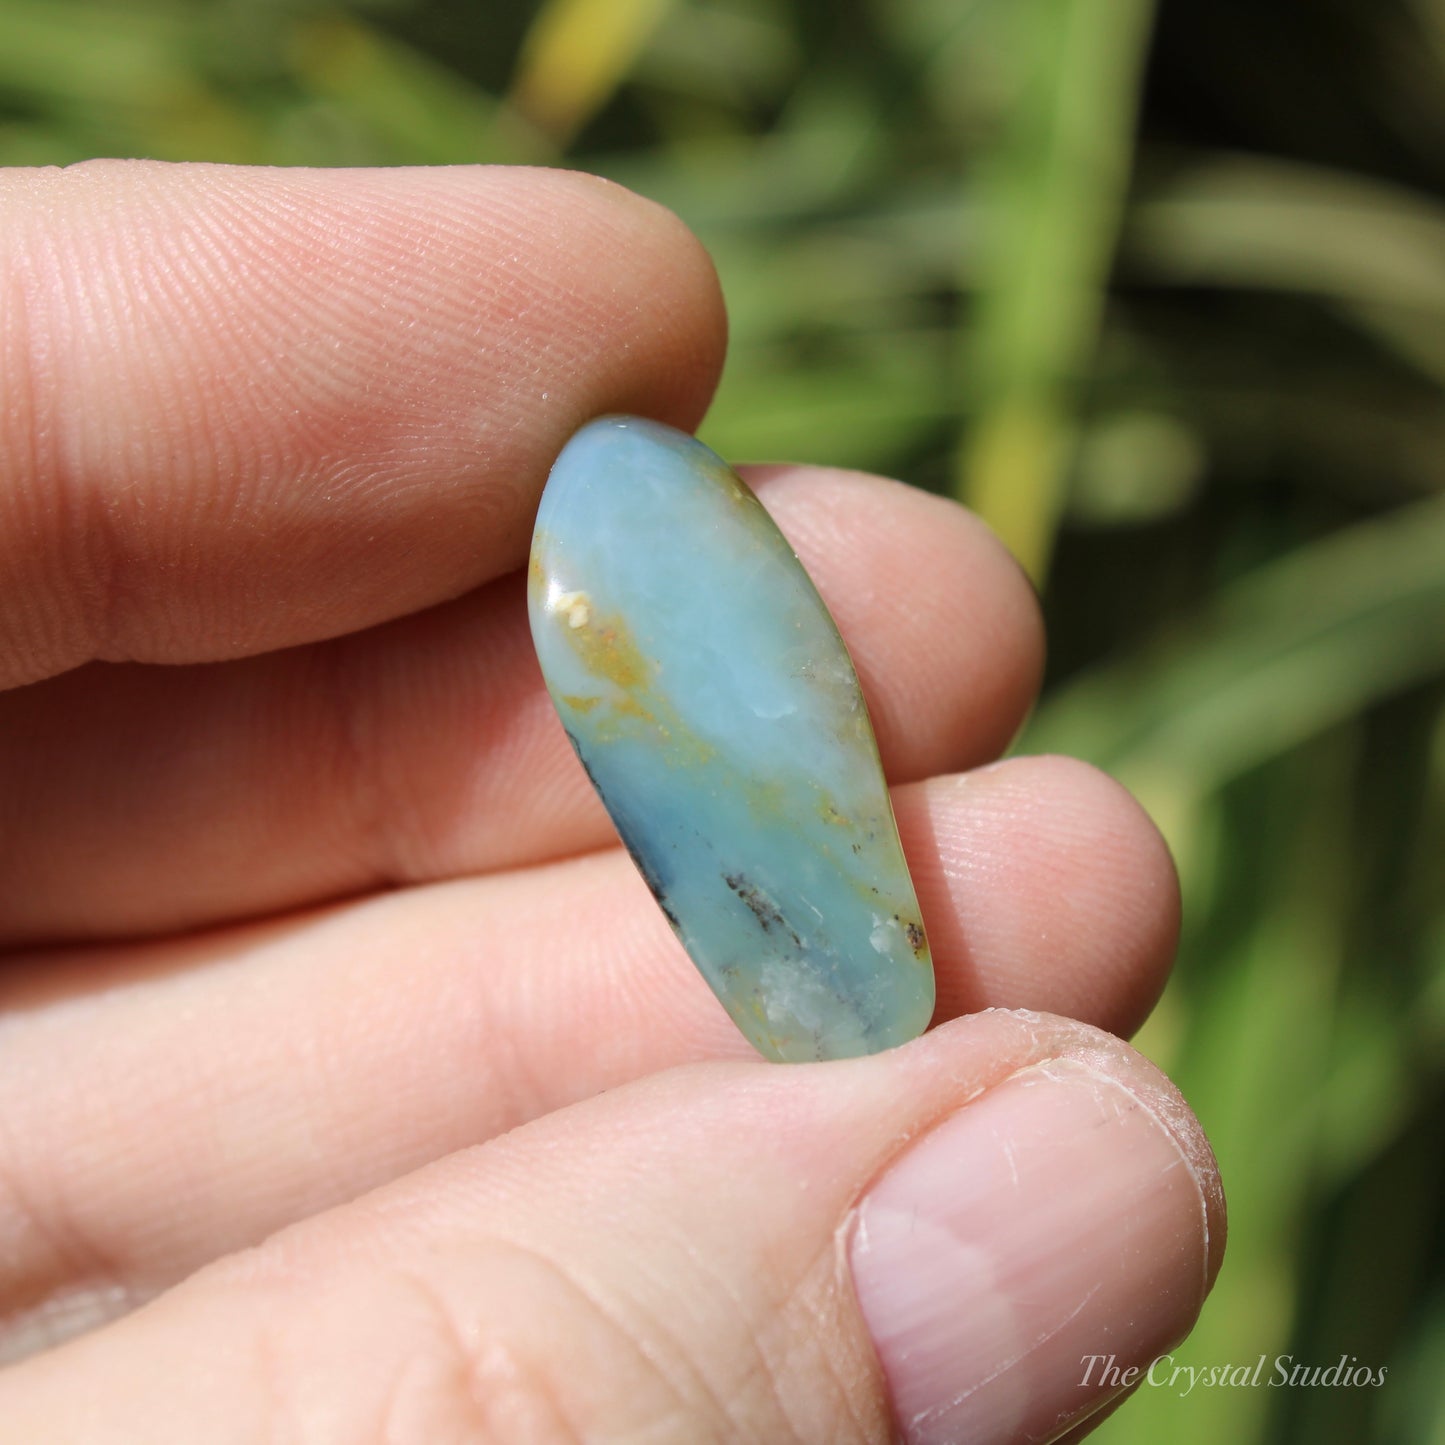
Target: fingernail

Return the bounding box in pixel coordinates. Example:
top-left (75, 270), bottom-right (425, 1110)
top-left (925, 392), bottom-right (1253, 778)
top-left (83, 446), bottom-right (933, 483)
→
top-left (849, 1058), bottom-right (1210, 1445)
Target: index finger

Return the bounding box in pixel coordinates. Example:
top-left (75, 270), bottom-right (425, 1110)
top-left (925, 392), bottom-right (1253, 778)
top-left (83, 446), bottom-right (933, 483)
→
top-left (0, 161), bottom-right (725, 688)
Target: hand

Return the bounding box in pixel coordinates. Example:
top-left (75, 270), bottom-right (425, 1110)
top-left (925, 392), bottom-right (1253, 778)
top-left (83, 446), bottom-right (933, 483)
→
top-left (0, 162), bottom-right (1223, 1443)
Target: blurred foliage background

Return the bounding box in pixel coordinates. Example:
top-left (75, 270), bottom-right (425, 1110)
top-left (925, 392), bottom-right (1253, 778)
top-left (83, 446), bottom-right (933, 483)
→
top-left (2, 0), bottom-right (1442, 1440)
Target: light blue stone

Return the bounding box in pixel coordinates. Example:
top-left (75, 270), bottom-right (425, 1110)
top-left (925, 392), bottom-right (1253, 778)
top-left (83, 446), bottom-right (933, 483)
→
top-left (528, 416), bottom-right (934, 1062)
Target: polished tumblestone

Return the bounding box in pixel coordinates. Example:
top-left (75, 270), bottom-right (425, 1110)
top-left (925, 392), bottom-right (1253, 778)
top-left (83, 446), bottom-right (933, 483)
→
top-left (528, 416), bottom-right (934, 1062)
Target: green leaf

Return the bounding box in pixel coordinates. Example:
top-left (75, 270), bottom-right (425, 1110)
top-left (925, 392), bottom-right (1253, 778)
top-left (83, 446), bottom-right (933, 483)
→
top-left (955, 0), bottom-right (1158, 581)
top-left (1025, 494), bottom-right (1445, 809)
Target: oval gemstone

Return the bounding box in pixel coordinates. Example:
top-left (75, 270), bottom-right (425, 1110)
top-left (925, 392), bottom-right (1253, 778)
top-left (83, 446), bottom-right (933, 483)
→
top-left (528, 416), bottom-right (934, 1062)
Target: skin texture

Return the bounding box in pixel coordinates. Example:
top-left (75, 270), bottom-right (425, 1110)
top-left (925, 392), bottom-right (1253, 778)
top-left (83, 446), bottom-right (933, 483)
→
top-left (0, 162), bottom-right (1222, 1443)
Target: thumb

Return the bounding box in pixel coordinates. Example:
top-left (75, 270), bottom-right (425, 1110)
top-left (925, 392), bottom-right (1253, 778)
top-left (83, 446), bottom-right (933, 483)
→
top-left (0, 1010), bottom-right (1223, 1444)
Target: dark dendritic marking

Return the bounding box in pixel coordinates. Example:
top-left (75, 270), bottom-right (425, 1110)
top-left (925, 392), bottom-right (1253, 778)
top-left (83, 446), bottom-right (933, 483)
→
top-left (626, 838), bottom-right (683, 931)
top-left (563, 726), bottom-right (684, 931)
top-left (639, 864), bottom-right (682, 931)
top-left (904, 920), bottom-right (926, 954)
top-left (562, 728), bottom-right (602, 792)
top-left (724, 871), bottom-right (803, 949)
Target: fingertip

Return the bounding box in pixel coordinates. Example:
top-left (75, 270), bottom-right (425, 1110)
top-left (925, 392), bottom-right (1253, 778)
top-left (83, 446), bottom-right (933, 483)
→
top-left (1009, 754), bottom-right (1183, 1032)
top-left (0, 162), bottom-right (728, 686)
top-left (498, 165), bottom-right (728, 432)
top-left (744, 465), bottom-right (1047, 778)
top-left (900, 756), bottom-right (1182, 1036)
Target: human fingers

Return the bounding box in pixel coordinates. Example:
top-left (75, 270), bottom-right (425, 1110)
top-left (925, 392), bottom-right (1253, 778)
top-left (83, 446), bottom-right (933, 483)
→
top-left (0, 758), bottom-right (1176, 1358)
top-left (0, 1011), bottom-right (1222, 1444)
top-left (0, 160), bottom-right (724, 689)
top-left (0, 469), bottom-right (1043, 945)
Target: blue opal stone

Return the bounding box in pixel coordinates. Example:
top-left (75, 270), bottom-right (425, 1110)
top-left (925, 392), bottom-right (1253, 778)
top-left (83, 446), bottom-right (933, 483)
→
top-left (529, 416), bottom-right (934, 1062)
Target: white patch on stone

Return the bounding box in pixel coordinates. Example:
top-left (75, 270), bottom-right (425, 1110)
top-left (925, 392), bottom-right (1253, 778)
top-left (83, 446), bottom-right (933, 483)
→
top-left (870, 915), bottom-right (902, 956)
top-left (760, 959), bottom-right (826, 1032)
top-left (752, 700), bottom-right (797, 720)
top-left (547, 587), bottom-right (592, 629)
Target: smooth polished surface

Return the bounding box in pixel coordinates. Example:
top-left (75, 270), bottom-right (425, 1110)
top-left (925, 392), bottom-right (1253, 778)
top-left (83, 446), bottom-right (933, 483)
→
top-left (529, 416), bottom-right (933, 1061)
